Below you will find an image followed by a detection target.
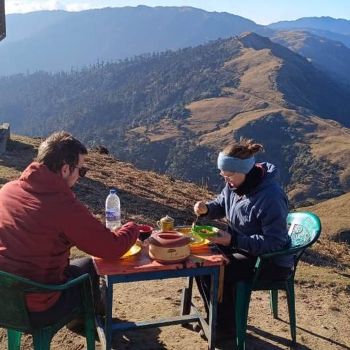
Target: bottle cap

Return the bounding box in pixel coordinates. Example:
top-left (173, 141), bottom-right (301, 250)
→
top-left (110, 189), bottom-right (117, 194)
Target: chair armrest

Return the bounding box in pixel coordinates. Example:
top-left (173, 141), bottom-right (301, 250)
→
top-left (252, 248), bottom-right (301, 283)
top-left (9, 273), bottom-right (91, 293)
top-left (33, 274), bottom-right (91, 291)
top-left (257, 247), bottom-right (302, 260)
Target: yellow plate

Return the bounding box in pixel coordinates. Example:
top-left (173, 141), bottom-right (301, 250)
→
top-left (176, 227), bottom-right (210, 247)
top-left (121, 242), bottom-right (142, 259)
top-left (189, 235), bottom-right (210, 247)
top-left (177, 226), bottom-right (192, 235)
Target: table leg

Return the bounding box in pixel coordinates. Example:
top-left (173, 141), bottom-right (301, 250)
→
top-left (104, 277), bottom-right (114, 350)
top-left (180, 276), bottom-right (193, 315)
top-left (208, 269), bottom-right (219, 350)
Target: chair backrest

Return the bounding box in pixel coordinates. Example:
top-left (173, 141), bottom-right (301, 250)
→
top-left (253, 211), bottom-right (321, 286)
top-left (287, 211), bottom-right (322, 265)
top-left (0, 270), bottom-right (93, 333)
top-left (0, 271), bottom-right (34, 331)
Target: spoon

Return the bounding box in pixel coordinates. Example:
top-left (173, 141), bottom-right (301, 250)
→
top-left (192, 215), bottom-right (199, 230)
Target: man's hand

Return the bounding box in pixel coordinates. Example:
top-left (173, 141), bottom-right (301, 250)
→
top-left (194, 201), bottom-right (208, 216)
top-left (207, 230), bottom-right (231, 246)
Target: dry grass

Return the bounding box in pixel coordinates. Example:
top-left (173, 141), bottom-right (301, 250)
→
top-left (307, 116), bottom-right (350, 186)
top-left (127, 118), bottom-right (182, 142)
top-left (301, 192), bottom-right (350, 239)
top-left (197, 107), bottom-right (284, 148)
top-left (224, 47), bottom-right (285, 106)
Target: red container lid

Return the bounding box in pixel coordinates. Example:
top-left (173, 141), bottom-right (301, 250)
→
top-left (149, 231), bottom-right (191, 248)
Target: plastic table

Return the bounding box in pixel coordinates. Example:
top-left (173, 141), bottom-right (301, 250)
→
top-left (93, 244), bottom-right (226, 350)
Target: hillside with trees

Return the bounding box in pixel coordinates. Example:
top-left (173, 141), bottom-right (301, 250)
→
top-left (1, 33), bottom-right (350, 206)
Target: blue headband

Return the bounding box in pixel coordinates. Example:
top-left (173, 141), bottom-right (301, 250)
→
top-left (217, 152), bottom-right (255, 174)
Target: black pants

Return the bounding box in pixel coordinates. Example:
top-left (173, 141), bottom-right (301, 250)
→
top-left (196, 250), bottom-right (292, 331)
top-left (29, 257), bottom-right (100, 327)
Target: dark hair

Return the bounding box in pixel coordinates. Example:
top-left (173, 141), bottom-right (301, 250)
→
top-left (223, 138), bottom-right (264, 159)
top-left (36, 131), bottom-right (87, 173)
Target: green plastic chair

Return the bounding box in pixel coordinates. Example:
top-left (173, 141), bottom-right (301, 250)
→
top-left (235, 211), bottom-right (322, 350)
top-left (0, 271), bottom-right (96, 350)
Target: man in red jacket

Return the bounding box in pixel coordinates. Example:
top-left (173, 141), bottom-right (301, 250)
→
top-left (0, 131), bottom-right (139, 326)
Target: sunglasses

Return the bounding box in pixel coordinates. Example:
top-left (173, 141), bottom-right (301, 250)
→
top-left (220, 171), bottom-right (236, 180)
top-left (75, 166), bottom-right (88, 178)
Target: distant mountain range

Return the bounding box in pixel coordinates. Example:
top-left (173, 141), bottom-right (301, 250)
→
top-left (269, 16), bottom-right (350, 47)
top-left (1, 32), bottom-right (350, 206)
top-left (1, 6), bottom-right (271, 75)
top-left (2, 7), bottom-right (350, 77)
top-left (271, 30), bottom-right (350, 87)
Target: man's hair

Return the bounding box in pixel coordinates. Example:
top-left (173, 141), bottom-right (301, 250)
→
top-left (36, 131), bottom-right (88, 173)
top-left (223, 138), bottom-right (264, 159)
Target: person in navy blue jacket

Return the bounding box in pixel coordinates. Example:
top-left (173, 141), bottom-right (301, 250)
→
top-left (194, 138), bottom-right (293, 340)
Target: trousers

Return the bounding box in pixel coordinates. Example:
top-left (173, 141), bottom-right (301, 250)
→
top-left (196, 249), bottom-right (292, 330)
top-left (29, 257), bottom-right (100, 327)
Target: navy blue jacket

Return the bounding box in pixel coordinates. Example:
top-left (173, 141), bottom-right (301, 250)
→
top-left (206, 163), bottom-right (293, 268)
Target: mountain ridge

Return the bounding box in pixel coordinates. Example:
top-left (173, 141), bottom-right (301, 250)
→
top-left (1, 33), bottom-right (350, 205)
top-left (269, 16), bottom-right (350, 47)
top-left (0, 6), bottom-right (270, 75)
top-left (2, 7), bottom-right (350, 77)
top-left (271, 30), bottom-right (350, 86)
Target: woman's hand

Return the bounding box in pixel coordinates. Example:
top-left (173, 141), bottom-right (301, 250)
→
top-left (194, 201), bottom-right (208, 216)
top-left (207, 230), bottom-right (231, 246)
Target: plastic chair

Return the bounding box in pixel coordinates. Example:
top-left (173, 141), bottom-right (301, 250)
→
top-left (235, 211), bottom-right (322, 350)
top-left (0, 271), bottom-right (96, 350)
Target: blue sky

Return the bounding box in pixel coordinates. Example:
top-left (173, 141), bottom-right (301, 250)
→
top-left (5, 0), bottom-right (350, 24)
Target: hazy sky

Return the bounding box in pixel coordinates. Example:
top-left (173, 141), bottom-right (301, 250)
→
top-left (5, 0), bottom-right (350, 24)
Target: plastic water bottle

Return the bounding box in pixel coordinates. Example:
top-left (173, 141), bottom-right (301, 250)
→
top-left (105, 189), bottom-right (121, 230)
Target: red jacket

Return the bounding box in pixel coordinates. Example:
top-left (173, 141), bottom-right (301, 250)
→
top-left (0, 162), bottom-right (139, 311)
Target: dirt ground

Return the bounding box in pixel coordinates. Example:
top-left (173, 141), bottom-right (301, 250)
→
top-left (0, 276), bottom-right (349, 350)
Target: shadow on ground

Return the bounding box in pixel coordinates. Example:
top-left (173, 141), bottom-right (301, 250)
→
top-left (215, 322), bottom-right (350, 350)
top-left (111, 327), bottom-right (166, 350)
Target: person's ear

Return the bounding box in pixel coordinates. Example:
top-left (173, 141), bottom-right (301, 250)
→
top-left (60, 164), bottom-right (71, 179)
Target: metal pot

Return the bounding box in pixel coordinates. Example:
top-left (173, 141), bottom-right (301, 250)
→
top-left (156, 215), bottom-right (175, 232)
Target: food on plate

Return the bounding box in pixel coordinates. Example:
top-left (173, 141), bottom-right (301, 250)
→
top-left (199, 228), bottom-right (212, 234)
top-left (192, 225), bottom-right (219, 237)
top-left (121, 242), bottom-right (142, 259)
